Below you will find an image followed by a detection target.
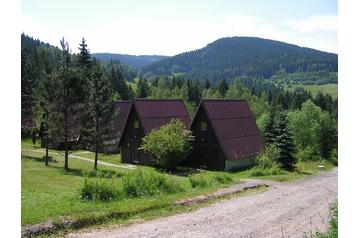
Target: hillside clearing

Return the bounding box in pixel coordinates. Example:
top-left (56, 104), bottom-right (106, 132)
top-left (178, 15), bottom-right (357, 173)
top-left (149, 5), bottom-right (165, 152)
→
top-left (286, 84), bottom-right (338, 98)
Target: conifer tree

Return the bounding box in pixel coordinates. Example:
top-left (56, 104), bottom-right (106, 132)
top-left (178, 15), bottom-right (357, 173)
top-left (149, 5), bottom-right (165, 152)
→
top-left (218, 79), bottom-right (229, 97)
top-left (204, 79), bottom-right (211, 90)
top-left (274, 111), bottom-right (296, 170)
top-left (109, 64), bottom-right (130, 100)
top-left (82, 60), bottom-right (115, 170)
top-left (136, 77), bottom-right (150, 98)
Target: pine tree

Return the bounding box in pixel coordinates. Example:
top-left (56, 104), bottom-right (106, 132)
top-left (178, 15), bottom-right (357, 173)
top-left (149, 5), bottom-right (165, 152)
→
top-left (218, 79), bottom-right (229, 97)
top-left (263, 108), bottom-right (277, 144)
top-left (136, 77), bottom-right (150, 98)
top-left (204, 79), bottom-right (211, 90)
top-left (82, 60), bottom-right (115, 170)
top-left (274, 111), bottom-right (296, 170)
top-left (109, 64), bottom-right (130, 100)
top-left (77, 38), bottom-right (92, 69)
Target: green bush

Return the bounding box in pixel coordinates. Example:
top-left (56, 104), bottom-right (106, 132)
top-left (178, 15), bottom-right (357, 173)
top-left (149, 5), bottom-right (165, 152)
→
top-left (121, 168), bottom-right (181, 198)
top-left (249, 165), bottom-right (286, 177)
top-left (189, 172), bottom-right (232, 188)
top-left (329, 148), bottom-right (338, 166)
top-left (140, 119), bottom-right (194, 171)
top-left (297, 146), bottom-right (321, 161)
top-left (255, 143), bottom-right (280, 168)
top-left (80, 177), bottom-right (119, 201)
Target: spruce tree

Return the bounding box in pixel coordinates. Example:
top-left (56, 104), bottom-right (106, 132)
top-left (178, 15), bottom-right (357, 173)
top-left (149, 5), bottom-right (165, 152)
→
top-left (136, 77), bottom-right (150, 98)
top-left (109, 64), bottom-right (130, 100)
top-left (274, 111), bottom-right (296, 170)
top-left (204, 79), bottom-right (211, 90)
top-left (82, 60), bottom-right (115, 170)
top-left (218, 79), bottom-right (229, 97)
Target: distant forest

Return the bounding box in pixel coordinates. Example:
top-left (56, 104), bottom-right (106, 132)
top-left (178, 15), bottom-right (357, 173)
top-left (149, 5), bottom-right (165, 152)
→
top-left (141, 37), bottom-right (338, 86)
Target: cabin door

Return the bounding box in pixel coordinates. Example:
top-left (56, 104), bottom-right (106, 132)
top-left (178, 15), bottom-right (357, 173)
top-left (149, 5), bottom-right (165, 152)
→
top-left (130, 140), bottom-right (140, 164)
top-left (198, 144), bottom-right (217, 169)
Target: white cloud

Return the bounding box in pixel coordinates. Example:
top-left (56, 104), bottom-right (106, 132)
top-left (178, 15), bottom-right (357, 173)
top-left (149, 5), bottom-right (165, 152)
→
top-left (284, 15), bottom-right (337, 33)
top-left (21, 12), bottom-right (337, 55)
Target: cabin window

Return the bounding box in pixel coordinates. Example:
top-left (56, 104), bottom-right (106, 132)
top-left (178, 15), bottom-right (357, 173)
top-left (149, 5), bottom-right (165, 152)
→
top-left (134, 120), bottom-right (139, 129)
top-left (200, 121), bottom-right (207, 131)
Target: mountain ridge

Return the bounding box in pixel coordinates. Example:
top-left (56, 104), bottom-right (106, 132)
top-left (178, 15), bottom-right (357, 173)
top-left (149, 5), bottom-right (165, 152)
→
top-left (140, 36), bottom-right (338, 84)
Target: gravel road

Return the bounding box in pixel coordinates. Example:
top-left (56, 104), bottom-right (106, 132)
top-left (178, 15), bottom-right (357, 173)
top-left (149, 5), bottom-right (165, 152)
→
top-left (70, 168), bottom-right (338, 238)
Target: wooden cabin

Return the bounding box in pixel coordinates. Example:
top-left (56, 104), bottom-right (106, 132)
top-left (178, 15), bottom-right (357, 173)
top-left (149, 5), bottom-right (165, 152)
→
top-left (185, 99), bottom-right (265, 171)
top-left (118, 99), bottom-right (191, 165)
top-left (101, 101), bottom-right (132, 153)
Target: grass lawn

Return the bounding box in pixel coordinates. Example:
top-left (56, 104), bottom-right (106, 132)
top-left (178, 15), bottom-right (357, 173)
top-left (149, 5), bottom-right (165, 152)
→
top-left (21, 139), bottom-right (336, 231)
top-left (286, 84), bottom-right (338, 98)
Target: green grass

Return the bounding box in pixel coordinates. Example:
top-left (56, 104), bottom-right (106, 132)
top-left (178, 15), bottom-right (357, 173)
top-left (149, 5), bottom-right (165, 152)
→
top-left (126, 80), bottom-right (137, 91)
top-left (314, 201), bottom-right (338, 238)
top-left (21, 139), bottom-right (336, 232)
top-left (286, 84), bottom-right (338, 98)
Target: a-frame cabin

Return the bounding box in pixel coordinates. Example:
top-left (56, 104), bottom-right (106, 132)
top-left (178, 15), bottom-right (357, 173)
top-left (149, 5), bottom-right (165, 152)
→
top-left (118, 99), bottom-right (191, 165)
top-left (186, 99), bottom-right (265, 171)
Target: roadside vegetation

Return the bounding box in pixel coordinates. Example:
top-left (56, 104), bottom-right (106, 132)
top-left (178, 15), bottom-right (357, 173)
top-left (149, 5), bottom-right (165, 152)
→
top-left (315, 201), bottom-right (338, 238)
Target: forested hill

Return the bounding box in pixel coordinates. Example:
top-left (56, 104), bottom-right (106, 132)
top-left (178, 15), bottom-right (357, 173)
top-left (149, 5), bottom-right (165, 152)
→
top-left (92, 53), bottom-right (169, 69)
top-left (141, 37), bottom-right (338, 85)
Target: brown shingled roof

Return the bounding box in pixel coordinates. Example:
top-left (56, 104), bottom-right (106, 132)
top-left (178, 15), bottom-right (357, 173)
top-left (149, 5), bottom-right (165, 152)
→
top-left (133, 99), bottom-right (191, 134)
top-left (191, 99), bottom-right (265, 160)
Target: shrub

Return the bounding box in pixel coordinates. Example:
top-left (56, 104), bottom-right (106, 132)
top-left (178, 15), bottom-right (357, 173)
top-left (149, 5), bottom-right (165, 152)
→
top-left (249, 165), bottom-right (286, 177)
top-left (80, 177), bottom-right (119, 201)
top-left (314, 202), bottom-right (338, 238)
top-left (140, 119), bottom-right (194, 171)
top-left (255, 143), bottom-right (280, 169)
top-left (121, 168), bottom-right (181, 198)
top-left (189, 172), bottom-right (232, 188)
top-left (297, 146), bottom-right (321, 161)
top-left (329, 148), bottom-right (338, 166)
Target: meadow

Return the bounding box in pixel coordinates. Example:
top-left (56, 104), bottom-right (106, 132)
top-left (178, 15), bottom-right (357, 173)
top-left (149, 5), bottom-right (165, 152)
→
top-left (21, 139), bottom-right (334, 231)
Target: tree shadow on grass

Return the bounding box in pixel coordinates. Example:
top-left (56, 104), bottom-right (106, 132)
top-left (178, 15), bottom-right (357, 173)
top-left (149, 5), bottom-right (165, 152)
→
top-left (22, 155), bottom-right (45, 163)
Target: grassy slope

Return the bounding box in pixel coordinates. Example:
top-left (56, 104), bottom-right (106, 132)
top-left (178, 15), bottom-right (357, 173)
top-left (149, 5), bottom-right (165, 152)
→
top-left (126, 80), bottom-right (137, 91)
top-left (21, 139), bottom-right (335, 227)
top-left (286, 84), bottom-right (338, 98)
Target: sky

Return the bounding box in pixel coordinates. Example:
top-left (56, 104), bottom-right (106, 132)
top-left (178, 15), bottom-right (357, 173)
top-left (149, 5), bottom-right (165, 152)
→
top-left (21, 0), bottom-right (338, 56)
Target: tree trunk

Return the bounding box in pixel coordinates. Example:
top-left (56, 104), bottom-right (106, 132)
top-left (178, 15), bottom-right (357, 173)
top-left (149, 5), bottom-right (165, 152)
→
top-left (64, 108), bottom-right (69, 170)
top-left (94, 116), bottom-right (99, 170)
top-left (45, 134), bottom-right (49, 166)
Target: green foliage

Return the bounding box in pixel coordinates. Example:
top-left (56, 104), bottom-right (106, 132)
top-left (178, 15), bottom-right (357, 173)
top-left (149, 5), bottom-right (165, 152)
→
top-left (329, 149), bottom-right (338, 166)
top-left (80, 177), bottom-right (119, 201)
top-left (121, 168), bottom-right (181, 198)
top-left (314, 202), bottom-right (338, 238)
top-left (275, 111), bottom-right (297, 170)
top-left (249, 166), bottom-right (286, 177)
top-left (136, 77), bottom-right (150, 98)
top-left (255, 144), bottom-right (280, 169)
top-left (297, 146), bottom-right (321, 161)
top-left (189, 172), bottom-right (232, 188)
top-left (218, 79), bottom-right (229, 97)
top-left (288, 100), bottom-right (337, 161)
top-left (140, 119), bottom-right (194, 170)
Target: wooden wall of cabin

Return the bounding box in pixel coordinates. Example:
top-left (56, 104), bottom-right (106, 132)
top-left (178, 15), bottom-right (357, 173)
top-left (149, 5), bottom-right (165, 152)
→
top-left (186, 106), bottom-right (226, 170)
top-left (120, 107), bottom-right (153, 165)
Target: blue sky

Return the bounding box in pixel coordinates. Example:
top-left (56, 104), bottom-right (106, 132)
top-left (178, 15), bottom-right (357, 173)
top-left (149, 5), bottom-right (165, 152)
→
top-left (22, 0), bottom-right (337, 55)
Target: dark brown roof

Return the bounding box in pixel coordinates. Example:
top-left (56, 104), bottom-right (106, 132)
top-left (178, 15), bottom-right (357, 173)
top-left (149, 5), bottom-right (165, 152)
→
top-left (134, 99), bottom-right (191, 134)
top-left (105, 101), bottom-right (132, 140)
top-left (191, 99), bottom-right (265, 160)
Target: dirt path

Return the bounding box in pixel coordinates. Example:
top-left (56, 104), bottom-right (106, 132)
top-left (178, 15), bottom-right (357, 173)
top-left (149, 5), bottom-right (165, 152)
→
top-left (69, 168), bottom-right (337, 238)
top-left (21, 148), bottom-right (136, 170)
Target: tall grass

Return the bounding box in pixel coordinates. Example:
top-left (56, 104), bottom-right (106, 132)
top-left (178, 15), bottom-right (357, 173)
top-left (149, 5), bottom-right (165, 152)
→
top-left (79, 168), bottom-right (182, 201)
top-left (189, 172), bottom-right (232, 188)
top-left (121, 168), bottom-right (182, 197)
top-left (80, 178), bottom-right (119, 201)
